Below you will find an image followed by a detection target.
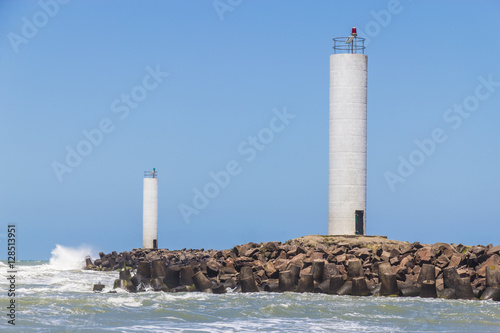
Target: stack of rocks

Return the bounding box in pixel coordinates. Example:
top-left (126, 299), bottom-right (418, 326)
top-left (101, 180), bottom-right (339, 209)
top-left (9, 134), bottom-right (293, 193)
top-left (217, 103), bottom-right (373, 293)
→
top-left (87, 235), bottom-right (500, 301)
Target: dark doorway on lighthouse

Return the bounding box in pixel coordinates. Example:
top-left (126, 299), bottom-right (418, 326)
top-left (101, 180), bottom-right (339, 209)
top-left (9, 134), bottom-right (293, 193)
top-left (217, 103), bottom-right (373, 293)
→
top-left (355, 210), bottom-right (364, 235)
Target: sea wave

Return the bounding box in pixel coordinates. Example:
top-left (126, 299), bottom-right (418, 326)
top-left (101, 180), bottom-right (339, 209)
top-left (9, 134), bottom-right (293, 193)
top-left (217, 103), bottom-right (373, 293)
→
top-left (3, 287), bottom-right (500, 332)
top-left (0, 245), bottom-right (114, 297)
top-left (49, 244), bottom-right (97, 271)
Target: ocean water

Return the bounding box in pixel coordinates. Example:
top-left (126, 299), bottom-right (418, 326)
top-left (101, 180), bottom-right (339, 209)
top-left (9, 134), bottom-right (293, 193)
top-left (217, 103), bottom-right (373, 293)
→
top-left (1, 246), bottom-right (499, 332)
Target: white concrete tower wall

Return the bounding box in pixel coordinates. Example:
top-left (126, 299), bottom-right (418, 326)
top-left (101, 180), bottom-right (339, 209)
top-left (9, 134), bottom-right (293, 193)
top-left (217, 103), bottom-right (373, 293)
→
top-left (143, 177), bottom-right (158, 248)
top-left (329, 53), bottom-right (367, 235)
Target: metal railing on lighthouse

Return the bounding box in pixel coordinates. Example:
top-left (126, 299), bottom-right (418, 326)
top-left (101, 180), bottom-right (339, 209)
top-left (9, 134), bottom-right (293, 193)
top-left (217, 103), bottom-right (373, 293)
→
top-left (333, 27), bottom-right (366, 54)
top-left (144, 168), bottom-right (157, 178)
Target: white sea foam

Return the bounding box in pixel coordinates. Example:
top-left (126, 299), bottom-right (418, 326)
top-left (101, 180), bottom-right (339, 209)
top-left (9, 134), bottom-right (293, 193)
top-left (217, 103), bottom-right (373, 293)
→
top-left (159, 291), bottom-right (210, 302)
top-left (49, 244), bottom-right (96, 271)
top-left (5, 281), bottom-right (500, 332)
top-left (1, 245), bottom-right (115, 296)
top-left (106, 296), bottom-right (142, 307)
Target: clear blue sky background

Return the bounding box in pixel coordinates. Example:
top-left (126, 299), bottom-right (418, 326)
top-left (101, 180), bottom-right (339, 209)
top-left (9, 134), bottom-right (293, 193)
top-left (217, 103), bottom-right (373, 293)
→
top-left (1, 1), bottom-right (499, 260)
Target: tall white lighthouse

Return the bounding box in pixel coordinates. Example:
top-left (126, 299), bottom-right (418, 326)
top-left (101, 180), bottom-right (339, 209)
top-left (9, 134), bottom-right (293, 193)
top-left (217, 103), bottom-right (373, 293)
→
top-left (329, 27), bottom-right (367, 235)
top-left (143, 168), bottom-right (158, 249)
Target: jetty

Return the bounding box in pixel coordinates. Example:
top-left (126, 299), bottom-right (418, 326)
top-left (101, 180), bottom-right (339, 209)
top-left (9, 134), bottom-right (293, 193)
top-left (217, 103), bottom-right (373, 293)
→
top-left (86, 235), bottom-right (500, 301)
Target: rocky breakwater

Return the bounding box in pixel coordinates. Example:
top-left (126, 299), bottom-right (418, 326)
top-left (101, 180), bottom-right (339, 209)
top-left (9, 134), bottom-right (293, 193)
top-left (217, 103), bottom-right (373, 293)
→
top-left (85, 235), bottom-right (500, 301)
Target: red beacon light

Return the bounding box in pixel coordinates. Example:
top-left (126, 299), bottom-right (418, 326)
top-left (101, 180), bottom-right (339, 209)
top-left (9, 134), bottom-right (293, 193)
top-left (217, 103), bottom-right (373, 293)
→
top-left (351, 27), bottom-right (357, 36)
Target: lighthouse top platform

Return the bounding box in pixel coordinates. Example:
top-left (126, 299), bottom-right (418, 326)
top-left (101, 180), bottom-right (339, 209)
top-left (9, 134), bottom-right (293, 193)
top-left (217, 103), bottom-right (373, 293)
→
top-left (333, 27), bottom-right (366, 54)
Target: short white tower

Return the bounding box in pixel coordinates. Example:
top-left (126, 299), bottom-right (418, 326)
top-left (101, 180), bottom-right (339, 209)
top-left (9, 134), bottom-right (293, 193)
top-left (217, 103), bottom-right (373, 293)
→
top-left (329, 27), bottom-right (367, 235)
top-left (143, 168), bottom-right (158, 249)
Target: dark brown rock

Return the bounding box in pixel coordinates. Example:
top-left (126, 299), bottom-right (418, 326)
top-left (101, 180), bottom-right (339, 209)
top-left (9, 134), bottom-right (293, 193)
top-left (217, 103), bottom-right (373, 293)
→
top-left (436, 278), bottom-right (444, 291)
top-left (290, 253), bottom-right (306, 267)
top-left (264, 261), bottom-right (278, 279)
top-left (389, 248), bottom-right (401, 258)
top-left (352, 277), bottom-right (370, 296)
top-left (206, 260), bottom-right (220, 278)
top-left (313, 279), bottom-right (330, 294)
top-left (119, 269), bottom-right (131, 280)
top-left (417, 264), bottom-right (436, 285)
top-left (279, 270), bottom-right (296, 292)
top-left (476, 255), bottom-right (500, 277)
top-left (439, 288), bottom-right (457, 299)
top-left (239, 266), bottom-right (254, 280)
top-left (486, 245), bottom-right (500, 256)
top-left (211, 283), bottom-right (227, 294)
top-left (277, 250), bottom-right (287, 260)
top-left (420, 280), bottom-right (437, 298)
top-left (244, 248), bottom-right (259, 258)
top-left (480, 287), bottom-right (500, 301)
top-left (455, 277), bottom-right (475, 300)
top-left (415, 247), bottom-right (432, 264)
top-left (311, 260), bottom-right (325, 282)
top-left (443, 267), bottom-right (461, 289)
top-left (310, 251), bottom-right (325, 261)
top-left (323, 263), bottom-right (339, 281)
top-left (289, 264), bottom-right (301, 285)
top-left (296, 274), bottom-right (314, 293)
top-left (486, 265), bottom-right (500, 288)
top-left (263, 282), bottom-right (280, 292)
top-left (93, 283), bottom-right (105, 292)
top-left (263, 241), bottom-right (281, 253)
top-left (331, 246), bottom-right (345, 255)
top-left (223, 278), bottom-right (237, 289)
top-left (471, 245), bottom-right (486, 256)
top-left (336, 254), bottom-right (347, 264)
top-left (435, 254), bottom-right (450, 269)
top-left (274, 259), bottom-right (290, 272)
top-left (222, 261), bottom-right (237, 274)
top-left (337, 281), bottom-right (352, 295)
top-left (449, 253), bottom-right (465, 267)
top-left (164, 265), bottom-right (180, 289)
top-left (192, 271), bottom-right (212, 292)
top-left (240, 276), bottom-right (259, 292)
top-left (431, 243), bottom-right (455, 259)
top-left (151, 277), bottom-right (168, 292)
top-left (180, 265), bottom-right (195, 286)
top-left (400, 286), bottom-right (420, 297)
top-left (399, 255), bottom-right (414, 270)
top-left (380, 273), bottom-right (399, 296)
top-left (347, 259), bottom-right (364, 280)
top-left (137, 261), bottom-right (151, 278)
top-left (329, 275), bottom-right (344, 294)
top-left (238, 242), bottom-right (257, 257)
top-left (285, 245), bottom-right (298, 257)
top-left (353, 248), bottom-right (371, 260)
top-left (377, 262), bottom-right (393, 277)
top-left (389, 257), bottom-right (399, 265)
top-left (400, 243), bottom-right (414, 255)
top-left (151, 260), bottom-right (167, 279)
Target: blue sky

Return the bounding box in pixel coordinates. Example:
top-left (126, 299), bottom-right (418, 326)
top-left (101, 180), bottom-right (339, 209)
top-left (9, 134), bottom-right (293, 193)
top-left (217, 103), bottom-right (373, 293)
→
top-left (1, 0), bottom-right (499, 260)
